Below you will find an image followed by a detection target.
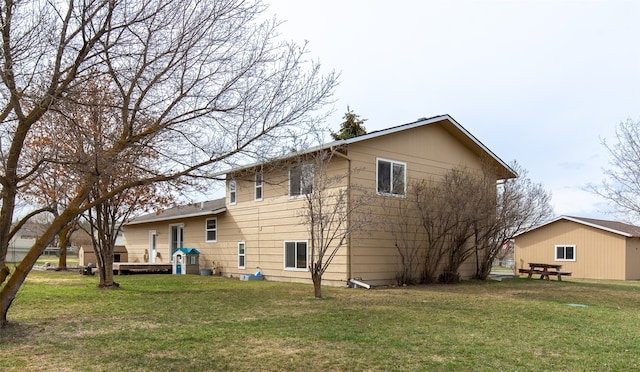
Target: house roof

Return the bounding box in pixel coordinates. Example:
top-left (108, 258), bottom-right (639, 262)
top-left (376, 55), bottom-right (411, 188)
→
top-left (516, 215), bottom-right (640, 238)
top-left (125, 198), bottom-right (226, 225)
top-left (221, 114), bottom-right (517, 179)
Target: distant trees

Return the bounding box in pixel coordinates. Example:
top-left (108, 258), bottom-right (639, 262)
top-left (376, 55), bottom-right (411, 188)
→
top-left (331, 107), bottom-right (367, 140)
top-left (589, 119), bottom-right (640, 221)
top-left (0, 0), bottom-right (337, 327)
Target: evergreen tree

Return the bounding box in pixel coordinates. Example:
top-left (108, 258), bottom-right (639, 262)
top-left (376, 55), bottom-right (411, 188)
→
top-left (331, 107), bottom-right (367, 140)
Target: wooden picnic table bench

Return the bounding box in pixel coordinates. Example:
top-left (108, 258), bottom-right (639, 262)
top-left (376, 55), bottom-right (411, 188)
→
top-left (519, 263), bottom-right (572, 281)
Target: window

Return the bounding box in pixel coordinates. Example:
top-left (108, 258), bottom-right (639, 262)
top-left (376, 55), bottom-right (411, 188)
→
top-left (289, 164), bottom-right (314, 197)
top-left (238, 242), bottom-right (246, 269)
top-left (206, 218), bottom-right (217, 242)
top-left (169, 224), bottom-right (184, 252)
top-left (377, 158), bottom-right (406, 196)
top-left (284, 241), bottom-right (308, 270)
top-left (255, 172), bottom-right (263, 201)
top-left (555, 245), bottom-right (576, 261)
top-left (229, 179), bottom-right (236, 205)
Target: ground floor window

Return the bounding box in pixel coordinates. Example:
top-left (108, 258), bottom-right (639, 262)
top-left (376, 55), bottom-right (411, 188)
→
top-left (555, 245), bottom-right (576, 261)
top-left (206, 218), bottom-right (217, 242)
top-left (284, 241), bottom-right (307, 270)
top-left (238, 242), bottom-right (246, 269)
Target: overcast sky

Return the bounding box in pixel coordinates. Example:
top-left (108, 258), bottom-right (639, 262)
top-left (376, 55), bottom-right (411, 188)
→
top-left (263, 0), bottom-right (640, 220)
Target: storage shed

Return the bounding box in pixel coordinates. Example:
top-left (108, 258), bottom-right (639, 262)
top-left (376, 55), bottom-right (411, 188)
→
top-left (79, 245), bottom-right (129, 266)
top-left (514, 216), bottom-right (640, 280)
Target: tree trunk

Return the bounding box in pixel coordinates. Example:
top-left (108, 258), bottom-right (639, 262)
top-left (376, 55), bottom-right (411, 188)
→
top-left (312, 272), bottom-right (322, 298)
top-left (56, 225), bottom-right (72, 271)
top-left (97, 245), bottom-right (119, 289)
top-left (0, 208), bottom-right (76, 327)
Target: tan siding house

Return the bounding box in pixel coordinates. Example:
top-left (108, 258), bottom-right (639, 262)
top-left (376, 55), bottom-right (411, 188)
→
top-left (123, 115), bottom-right (515, 286)
top-left (514, 216), bottom-right (640, 280)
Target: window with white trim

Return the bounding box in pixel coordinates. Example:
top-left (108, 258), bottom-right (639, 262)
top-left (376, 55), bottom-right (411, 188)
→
top-left (238, 242), bottom-right (246, 269)
top-left (284, 241), bottom-right (308, 270)
top-left (229, 179), bottom-right (236, 205)
top-left (289, 164), bottom-right (314, 197)
top-left (255, 172), bottom-right (263, 201)
top-left (555, 245), bottom-right (576, 261)
top-left (377, 158), bottom-right (406, 196)
top-left (205, 218), bottom-right (217, 242)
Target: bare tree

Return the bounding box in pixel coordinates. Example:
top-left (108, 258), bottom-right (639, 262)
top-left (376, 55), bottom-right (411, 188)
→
top-left (0, 0), bottom-right (337, 327)
top-left (413, 178), bottom-right (460, 283)
top-left (383, 188), bottom-right (425, 285)
top-left (297, 147), bottom-right (371, 298)
top-left (473, 161), bottom-right (553, 279)
top-left (589, 119), bottom-right (640, 221)
top-left (413, 165), bottom-right (503, 283)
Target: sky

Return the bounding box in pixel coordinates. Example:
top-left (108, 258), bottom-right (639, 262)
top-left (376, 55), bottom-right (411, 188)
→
top-left (262, 0), bottom-right (640, 220)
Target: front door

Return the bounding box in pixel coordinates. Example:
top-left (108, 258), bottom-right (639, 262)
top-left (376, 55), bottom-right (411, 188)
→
top-left (148, 230), bottom-right (157, 263)
top-left (169, 224), bottom-right (184, 258)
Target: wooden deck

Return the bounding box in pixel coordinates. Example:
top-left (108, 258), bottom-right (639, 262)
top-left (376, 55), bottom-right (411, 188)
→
top-left (112, 262), bottom-right (172, 275)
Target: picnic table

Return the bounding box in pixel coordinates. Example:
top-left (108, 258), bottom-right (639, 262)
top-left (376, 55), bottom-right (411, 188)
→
top-left (518, 263), bottom-right (572, 281)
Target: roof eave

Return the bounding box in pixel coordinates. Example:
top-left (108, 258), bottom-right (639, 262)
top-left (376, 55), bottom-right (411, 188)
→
top-left (125, 207), bottom-right (227, 226)
top-left (515, 215), bottom-right (635, 238)
top-left (218, 114), bottom-right (516, 179)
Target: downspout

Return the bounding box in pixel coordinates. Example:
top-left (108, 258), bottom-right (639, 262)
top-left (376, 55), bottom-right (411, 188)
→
top-left (332, 147), bottom-right (352, 283)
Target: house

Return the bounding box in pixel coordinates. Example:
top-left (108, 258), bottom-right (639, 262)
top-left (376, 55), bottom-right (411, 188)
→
top-left (514, 216), bottom-right (640, 280)
top-left (122, 115), bottom-right (515, 286)
top-left (7, 222), bottom-right (50, 262)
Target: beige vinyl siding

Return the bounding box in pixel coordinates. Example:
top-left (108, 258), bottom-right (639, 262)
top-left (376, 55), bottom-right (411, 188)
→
top-left (624, 238), bottom-right (640, 280)
top-left (221, 157), bottom-right (350, 284)
top-left (515, 220), bottom-right (628, 280)
top-left (122, 222), bottom-right (172, 263)
top-left (347, 122), bottom-right (487, 284)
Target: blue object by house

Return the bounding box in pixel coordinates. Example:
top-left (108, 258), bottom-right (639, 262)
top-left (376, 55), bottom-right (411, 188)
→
top-left (172, 248), bottom-right (200, 255)
top-left (172, 248), bottom-right (200, 275)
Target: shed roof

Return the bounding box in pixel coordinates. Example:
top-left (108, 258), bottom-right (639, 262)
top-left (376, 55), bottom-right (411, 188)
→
top-left (517, 215), bottom-right (640, 238)
top-left (79, 245), bottom-right (128, 254)
top-left (125, 198), bottom-right (226, 225)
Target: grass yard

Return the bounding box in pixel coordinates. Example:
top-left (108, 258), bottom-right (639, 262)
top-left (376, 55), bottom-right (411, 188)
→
top-left (1, 272), bottom-right (640, 371)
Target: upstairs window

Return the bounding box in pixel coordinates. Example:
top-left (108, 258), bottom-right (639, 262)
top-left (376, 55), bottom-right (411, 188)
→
top-left (377, 158), bottom-right (406, 196)
top-left (289, 164), bottom-right (314, 197)
top-left (229, 179), bottom-right (236, 205)
top-left (255, 172), bottom-right (263, 201)
top-left (555, 245), bottom-right (576, 261)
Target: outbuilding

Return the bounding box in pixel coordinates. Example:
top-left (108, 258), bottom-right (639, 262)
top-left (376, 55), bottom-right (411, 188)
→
top-left (514, 216), bottom-right (640, 280)
top-left (79, 245), bottom-right (129, 266)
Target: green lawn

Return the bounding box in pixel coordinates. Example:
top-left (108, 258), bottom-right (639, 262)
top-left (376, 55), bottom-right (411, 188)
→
top-left (1, 271), bottom-right (639, 371)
